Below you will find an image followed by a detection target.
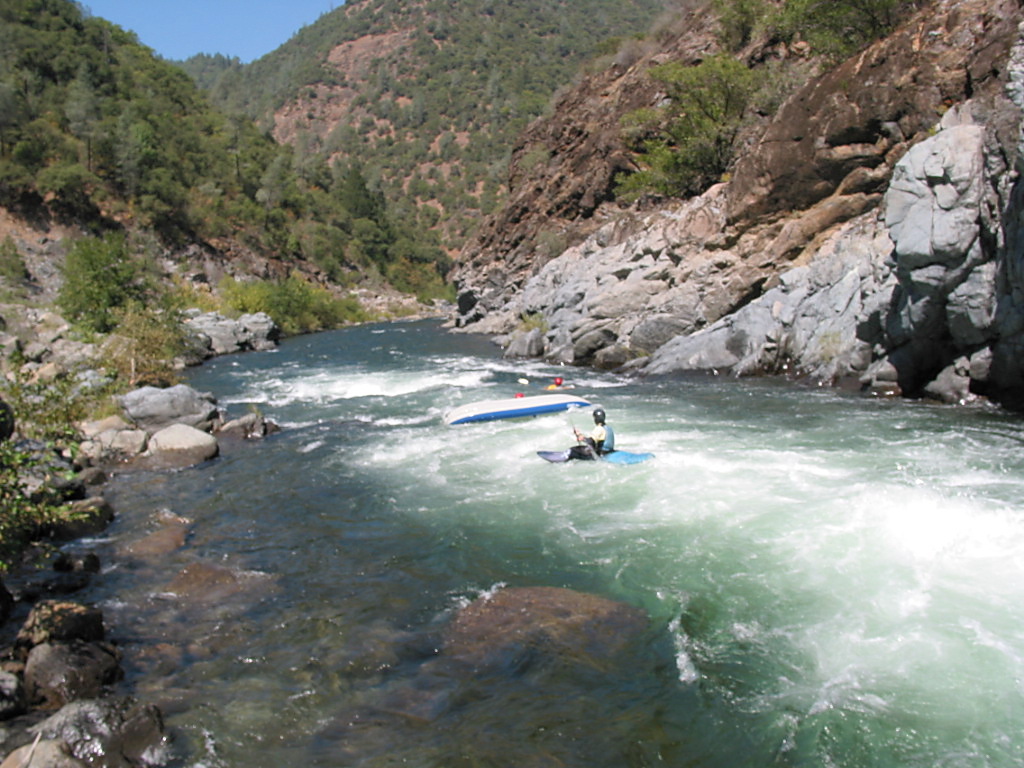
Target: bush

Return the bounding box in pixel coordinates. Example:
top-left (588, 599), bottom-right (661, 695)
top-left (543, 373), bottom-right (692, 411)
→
top-left (58, 233), bottom-right (147, 334)
top-left (769, 0), bottom-right (917, 58)
top-left (618, 54), bottom-right (761, 199)
top-left (220, 273), bottom-right (370, 335)
top-left (102, 301), bottom-right (192, 387)
top-left (0, 236), bottom-right (28, 286)
top-left (0, 441), bottom-right (60, 572)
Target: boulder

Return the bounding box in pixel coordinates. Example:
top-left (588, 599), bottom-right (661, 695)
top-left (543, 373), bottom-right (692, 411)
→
top-left (0, 738), bottom-right (87, 768)
top-left (0, 671), bottom-right (25, 719)
top-left (143, 424), bottom-right (218, 468)
top-left (216, 412), bottom-right (277, 440)
top-left (443, 586), bottom-right (648, 672)
top-left (26, 697), bottom-right (167, 768)
top-left (183, 310), bottom-right (280, 357)
top-left (46, 498), bottom-right (115, 542)
top-left (24, 641), bottom-right (122, 708)
top-left (15, 601), bottom-right (105, 651)
top-left (118, 384), bottom-right (218, 435)
top-left (501, 328), bottom-right (545, 358)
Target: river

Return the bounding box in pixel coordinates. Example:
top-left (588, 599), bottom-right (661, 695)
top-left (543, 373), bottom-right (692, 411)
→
top-left (80, 319), bottom-right (1024, 767)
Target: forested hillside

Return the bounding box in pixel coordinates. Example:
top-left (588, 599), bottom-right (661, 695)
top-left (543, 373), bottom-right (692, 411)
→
top-left (182, 0), bottom-right (668, 248)
top-left (0, 0), bottom-right (451, 300)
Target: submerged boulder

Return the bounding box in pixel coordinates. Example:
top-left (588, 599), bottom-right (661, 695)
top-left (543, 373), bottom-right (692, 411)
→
top-left (443, 585), bottom-right (649, 672)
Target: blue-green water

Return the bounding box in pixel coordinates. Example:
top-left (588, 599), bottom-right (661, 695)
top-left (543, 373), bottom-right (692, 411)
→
top-left (85, 320), bottom-right (1024, 767)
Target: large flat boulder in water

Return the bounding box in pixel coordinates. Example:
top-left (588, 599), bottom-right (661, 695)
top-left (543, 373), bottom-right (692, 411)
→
top-left (118, 384), bottom-right (218, 435)
top-left (444, 586), bottom-right (648, 671)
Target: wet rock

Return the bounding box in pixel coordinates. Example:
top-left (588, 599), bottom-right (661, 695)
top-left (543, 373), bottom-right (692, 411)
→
top-left (24, 641), bottom-right (122, 709)
top-left (164, 562), bottom-right (266, 604)
top-left (51, 554), bottom-right (100, 576)
top-left (443, 586), bottom-right (649, 672)
top-left (15, 602), bottom-right (104, 652)
top-left (26, 697), bottom-right (167, 768)
top-left (0, 672), bottom-right (26, 719)
top-left (15, 573), bottom-right (92, 602)
top-left (47, 498), bottom-right (114, 542)
top-left (216, 412), bottom-right (279, 440)
top-left (119, 511), bottom-right (191, 559)
top-left (0, 737), bottom-right (87, 768)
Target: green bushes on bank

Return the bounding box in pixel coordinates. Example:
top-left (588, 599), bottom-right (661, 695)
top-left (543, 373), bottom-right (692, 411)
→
top-left (219, 273), bottom-right (371, 336)
top-left (0, 442), bottom-right (59, 571)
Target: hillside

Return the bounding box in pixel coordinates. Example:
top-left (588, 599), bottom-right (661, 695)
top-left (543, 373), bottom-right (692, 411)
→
top-left (0, 0), bottom-right (464, 311)
top-left (182, 0), bottom-right (669, 250)
top-left (450, 0), bottom-right (1024, 410)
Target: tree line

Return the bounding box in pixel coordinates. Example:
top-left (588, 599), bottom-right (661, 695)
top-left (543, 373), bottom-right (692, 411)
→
top-left (0, 0), bottom-right (452, 300)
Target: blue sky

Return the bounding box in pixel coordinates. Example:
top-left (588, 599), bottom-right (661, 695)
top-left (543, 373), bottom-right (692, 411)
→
top-left (82, 1), bottom-right (343, 63)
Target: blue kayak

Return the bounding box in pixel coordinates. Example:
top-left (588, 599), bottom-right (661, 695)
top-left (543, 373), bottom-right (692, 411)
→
top-left (537, 449), bottom-right (655, 465)
top-left (445, 393), bottom-right (591, 425)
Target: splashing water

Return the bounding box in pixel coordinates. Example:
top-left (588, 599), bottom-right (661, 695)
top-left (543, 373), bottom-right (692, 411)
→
top-left (82, 320), bottom-right (1024, 768)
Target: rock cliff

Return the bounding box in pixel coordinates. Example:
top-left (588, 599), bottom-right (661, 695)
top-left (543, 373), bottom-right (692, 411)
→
top-left (451, 0), bottom-right (1024, 409)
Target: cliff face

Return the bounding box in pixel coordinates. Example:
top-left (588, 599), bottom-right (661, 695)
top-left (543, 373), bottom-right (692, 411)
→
top-left (450, 0), bottom-right (1024, 409)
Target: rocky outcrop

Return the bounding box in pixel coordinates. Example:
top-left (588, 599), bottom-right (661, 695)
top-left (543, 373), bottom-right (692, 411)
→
top-left (78, 384), bottom-right (276, 470)
top-left (117, 384), bottom-right (219, 435)
top-left (183, 310), bottom-right (280, 358)
top-left (1, 556), bottom-right (168, 767)
top-left (451, 0), bottom-right (1024, 408)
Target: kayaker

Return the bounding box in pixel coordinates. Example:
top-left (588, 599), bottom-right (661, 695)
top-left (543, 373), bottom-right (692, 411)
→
top-left (569, 408), bottom-right (615, 460)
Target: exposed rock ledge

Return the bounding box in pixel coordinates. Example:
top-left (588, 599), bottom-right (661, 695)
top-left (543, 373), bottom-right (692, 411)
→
top-left (452, 0), bottom-right (1024, 410)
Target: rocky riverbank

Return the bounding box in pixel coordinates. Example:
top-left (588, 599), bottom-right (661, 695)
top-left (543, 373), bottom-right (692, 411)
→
top-left (0, 311), bottom-right (283, 766)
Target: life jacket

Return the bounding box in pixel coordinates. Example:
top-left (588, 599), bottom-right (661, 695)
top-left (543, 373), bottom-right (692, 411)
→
top-left (602, 424), bottom-right (615, 452)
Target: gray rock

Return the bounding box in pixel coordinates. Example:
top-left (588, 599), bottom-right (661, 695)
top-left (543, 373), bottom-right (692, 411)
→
top-left (0, 671), bottom-right (25, 720)
top-left (144, 424), bottom-right (218, 468)
top-left (184, 310), bottom-right (279, 357)
top-left (502, 328), bottom-right (545, 358)
top-left (15, 600), bottom-right (105, 650)
top-left (28, 697), bottom-right (167, 768)
top-left (118, 384), bottom-right (218, 435)
top-left (0, 738), bottom-right (87, 768)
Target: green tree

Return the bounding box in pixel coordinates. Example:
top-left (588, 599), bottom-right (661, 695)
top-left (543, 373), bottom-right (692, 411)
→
top-left (619, 54), bottom-right (761, 199)
top-left (36, 162), bottom-right (100, 220)
top-left (64, 65), bottom-right (101, 171)
top-left (58, 233), bottom-right (145, 333)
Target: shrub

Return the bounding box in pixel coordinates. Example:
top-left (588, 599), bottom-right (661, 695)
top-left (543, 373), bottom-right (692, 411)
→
top-left (220, 273), bottom-right (370, 335)
top-left (769, 0), bottom-right (918, 59)
top-left (0, 441), bottom-right (61, 572)
top-left (58, 233), bottom-right (147, 334)
top-left (0, 236), bottom-right (28, 286)
top-left (618, 54), bottom-right (761, 199)
top-left (102, 301), bottom-right (192, 387)
top-left (0, 371), bottom-right (93, 446)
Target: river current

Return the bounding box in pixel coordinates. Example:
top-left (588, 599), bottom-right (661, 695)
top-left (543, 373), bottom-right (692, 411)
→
top-left (81, 319), bottom-right (1024, 767)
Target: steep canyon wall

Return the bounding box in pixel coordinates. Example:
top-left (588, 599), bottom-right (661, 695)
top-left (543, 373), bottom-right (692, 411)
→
top-left (451, 0), bottom-right (1024, 409)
